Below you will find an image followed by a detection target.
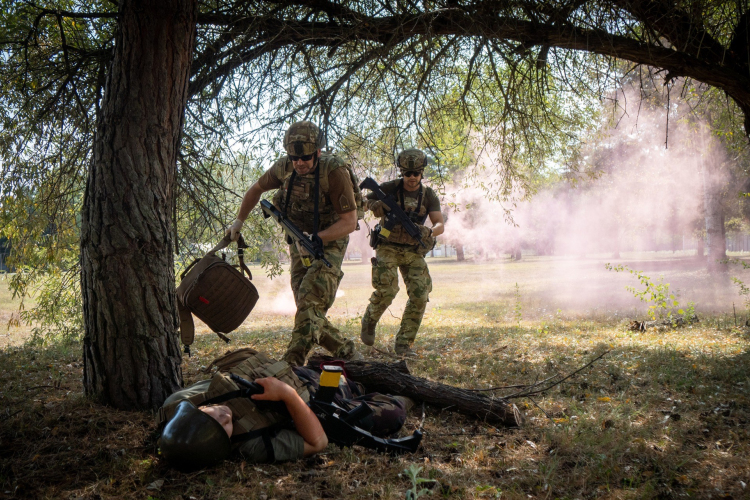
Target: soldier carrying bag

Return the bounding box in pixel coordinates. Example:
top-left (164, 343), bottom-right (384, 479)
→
top-left (176, 235), bottom-right (259, 354)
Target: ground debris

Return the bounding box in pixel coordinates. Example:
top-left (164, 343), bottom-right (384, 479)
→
top-left (628, 315), bottom-right (699, 332)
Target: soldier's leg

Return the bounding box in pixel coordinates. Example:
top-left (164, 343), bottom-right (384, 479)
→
top-left (394, 254), bottom-right (432, 353)
top-left (289, 245), bottom-right (308, 305)
top-left (363, 246), bottom-right (400, 323)
top-left (284, 246), bottom-right (317, 365)
top-left (361, 246), bottom-right (400, 345)
top-left (315, 238), bottom-right (359, 359)
top-left (345, 393), bottom-right (410, 437)
top-left (286, 238), bottom-right (356, 363)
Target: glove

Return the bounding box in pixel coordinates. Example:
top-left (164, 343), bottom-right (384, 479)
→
top-left (367, 200), bottom-right (390, 218)
top-left (300, 232), bottom-right (325, 255)
top-left (416, 225), bottom-right (435, 257)
top-left (309, 233), bottom-right (324, 255)
top-left (226, 218), bottom-right (244, 241)
top-left (417, 224), bottom-right (433, 239)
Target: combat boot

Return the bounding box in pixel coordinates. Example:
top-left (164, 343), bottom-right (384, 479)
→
top-left (360, 314), bottom-right (377, 346)
top-left (394, 344), bottom-right (418, 358)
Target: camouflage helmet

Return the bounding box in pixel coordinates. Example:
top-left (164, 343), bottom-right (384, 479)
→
top-left (283, 121), bottom-right (323, 156)
top-left (159, 401), bottom-right (232, 471)
top-left (396, 149), bottom-right (429, 173)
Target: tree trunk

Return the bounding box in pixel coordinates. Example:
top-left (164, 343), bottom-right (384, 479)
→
top-left (307, 356), bottom-right (524, 427)
top-left (455, 243), bottom-right (465, 262)
top-left (80, 0), bottom-right (197, 410)
top-left (702, 158), bottom-right (727, 268)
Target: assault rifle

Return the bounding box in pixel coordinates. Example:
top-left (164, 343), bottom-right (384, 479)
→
top-left (358, 177), bottom-right (426, 248)
top-left (230, 372), bottom-right (422, 455)
top-left (260, 199), bottom-right (332, 268)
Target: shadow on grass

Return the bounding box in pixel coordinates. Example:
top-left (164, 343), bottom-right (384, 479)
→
top-left (1, 320), bottom-right (749, 499)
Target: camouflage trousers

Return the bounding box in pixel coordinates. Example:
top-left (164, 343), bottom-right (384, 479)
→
top-left (294, 366), bottom-right (409, 437)
top-left (363, 243), bottom-right (432, 350)
top-left (283, 236), bottom-right (356, 366)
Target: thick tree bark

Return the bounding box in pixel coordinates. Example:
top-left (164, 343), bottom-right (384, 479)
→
top-left (307, 356), bottom-right (524, 427)
top-left (80, 0), bottom-right (197, 409)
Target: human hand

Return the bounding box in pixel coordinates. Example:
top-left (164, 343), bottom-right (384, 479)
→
top-left (250, 377), bottom-right (295, 402)
top-left (368, 200), bottom-right (390, 218)
top-left (226, 218), bottom-right (244, 241)
top-left (417, 224), bottom-right (432, 239)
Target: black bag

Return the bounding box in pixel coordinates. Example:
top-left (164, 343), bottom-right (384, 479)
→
top-left (176, 235), bottom-right (259, 352)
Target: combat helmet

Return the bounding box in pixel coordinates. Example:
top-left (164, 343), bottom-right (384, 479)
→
top-left (284, 121), bottom-right (324, 156)
top-left (396, 149), bottom-right (429, 173)
top-left (159, 400), bottom-right (232, 470)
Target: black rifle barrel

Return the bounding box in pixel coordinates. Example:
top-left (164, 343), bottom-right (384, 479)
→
top-left (260, 200), bottom-right (332, 267)
top-left (359, 177), bottom-right (426, 247)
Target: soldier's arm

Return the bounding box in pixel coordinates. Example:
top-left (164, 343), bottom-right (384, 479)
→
top-left (228, 170), bottom-right (282, 239)
top-left (252, 377), bottom-right (328, 456)
top-left (427, 211), bottom-right (445, 237)
top-left (237, 181), bottom-right (267, 222)
top-left (317, 210), bottom-right (357, 243)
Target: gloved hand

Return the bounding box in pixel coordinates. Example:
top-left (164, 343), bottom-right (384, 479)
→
top-left (417, 224), bottom-right (433, 240)
top-left (367, 200), bottom-right (390, 218)
top-left (300, 232), bottom-right (325, 256)
top-left (309, 234), bottom-right (324, 254)
top-left (416, 224), bottom-right (435, 256)
top-left (226, 218), bottom-right (244, 241)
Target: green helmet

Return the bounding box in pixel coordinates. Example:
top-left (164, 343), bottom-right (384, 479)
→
top-left (159, 401), bottom-right (231, 470)
top-left (284, 121), bottom-right (323, 156)
top-left (396, 149), bottom-right (429, 173)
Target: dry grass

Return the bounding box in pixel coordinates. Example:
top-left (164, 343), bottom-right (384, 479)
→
top-left (1, 255), bottom-right (750, 499)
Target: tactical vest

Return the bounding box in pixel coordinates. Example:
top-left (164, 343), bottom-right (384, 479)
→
top-left (381, 182), bottom-right (429, 245)
top-left (271, 153), bottom-right (364, 234)
top-left (157, 349), bottom-right (310, 435)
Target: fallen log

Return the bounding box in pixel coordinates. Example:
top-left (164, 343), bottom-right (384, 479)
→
top-left (307, 355), bottom-right (524, 427)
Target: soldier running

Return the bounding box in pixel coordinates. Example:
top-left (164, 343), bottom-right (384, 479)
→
top-left (361, 149), bottom-right (445, 356)
top-left (227, 121), bottom-right (361, 366)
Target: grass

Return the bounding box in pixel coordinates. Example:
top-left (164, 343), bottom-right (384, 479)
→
top-left (1, 255), bottom-right (750, 499)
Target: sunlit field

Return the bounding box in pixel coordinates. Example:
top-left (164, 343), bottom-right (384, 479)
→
top-left (1, 253), bottom-right (749, 499)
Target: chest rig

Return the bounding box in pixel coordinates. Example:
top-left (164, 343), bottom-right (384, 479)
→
top-left (271, 154), bottom-right (344, 235)
top-left (381, 181), bottom-right (429, 245)
top-left (157, 349), bottom-right (310, 436)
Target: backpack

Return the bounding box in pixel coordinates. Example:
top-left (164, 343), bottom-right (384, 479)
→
top-left (176, 235), bottom-right (259, 353)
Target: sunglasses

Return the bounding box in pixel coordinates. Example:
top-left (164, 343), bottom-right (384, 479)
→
top-left (289, 153), bottom-right (314, 162)
top-left (402, 171), bottom-right (421, 178)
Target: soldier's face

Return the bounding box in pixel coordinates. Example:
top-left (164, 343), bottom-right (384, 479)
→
top-left (402, 170), bottom-right (422, 191)
top-left (291, 149), bottom-right (320, 175)
top-left (200, 404), bottom-right (233, 438)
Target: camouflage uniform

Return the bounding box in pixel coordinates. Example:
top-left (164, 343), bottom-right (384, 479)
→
top-left (362, 149), bottom-right (440, 353)
top-left (285, 234), bottom-right (355, 366)
top-left (365, 243), bottom-right (433, 352)
top-left (262, 122), bottom-right (359, 366)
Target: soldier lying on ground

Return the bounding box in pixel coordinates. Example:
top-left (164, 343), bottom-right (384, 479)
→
top-left (157, 349), bottom-right (411, 470)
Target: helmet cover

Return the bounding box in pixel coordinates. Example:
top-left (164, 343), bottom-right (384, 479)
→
top-left (397, 149), bottom-right (429, 173)
top-left (284, 121), bottom-right (323, 156)
top-left (160, 401), bottom-right (232, 470)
